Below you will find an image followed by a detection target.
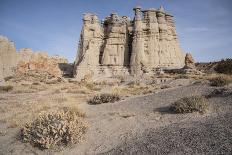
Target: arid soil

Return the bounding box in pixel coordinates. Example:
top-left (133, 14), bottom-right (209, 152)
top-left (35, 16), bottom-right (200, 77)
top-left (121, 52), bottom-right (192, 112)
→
top-left (0, 76), bottom-right (231, 155)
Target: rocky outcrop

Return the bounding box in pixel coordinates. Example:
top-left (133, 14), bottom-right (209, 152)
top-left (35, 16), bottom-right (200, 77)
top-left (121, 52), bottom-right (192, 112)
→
top-left (0, 36), bottom-right (17, 80)
top-left (74, 6), bottom-right (185, 80)
top-left (0, 36), bottom-right (69, 80)
top-left (16, 48), bottom-right (68, 77)
top-left (184, 53), bottom-right (195, 69)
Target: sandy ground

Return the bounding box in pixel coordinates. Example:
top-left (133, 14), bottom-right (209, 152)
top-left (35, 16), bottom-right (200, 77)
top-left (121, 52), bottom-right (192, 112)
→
top-left (0, 79), bottom-right (231, 155)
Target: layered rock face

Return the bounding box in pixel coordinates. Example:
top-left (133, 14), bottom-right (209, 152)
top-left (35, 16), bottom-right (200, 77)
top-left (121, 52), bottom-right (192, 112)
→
top-left (74, 6), bottom-right (185, 80)
top-left (0, 36), bottom-right (17, 80)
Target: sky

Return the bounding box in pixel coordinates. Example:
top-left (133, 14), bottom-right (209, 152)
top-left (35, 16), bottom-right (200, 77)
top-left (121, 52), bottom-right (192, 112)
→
top-left (0, 0), bottom-right (232, 63)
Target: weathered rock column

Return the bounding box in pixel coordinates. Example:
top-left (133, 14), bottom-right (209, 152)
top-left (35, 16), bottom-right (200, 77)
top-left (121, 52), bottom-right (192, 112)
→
top-left (74, 13), bottom-right (103, 80)
top-left (166, 13), bottom-right (185, 67)
top-left (143, 9), bottom-right (160, 71)
top-left (130, 6), bottom-right (145, 75)
top-left (101, 13), bottom-right (128, 66)
top-left (157, 6), bottom-right (170, 66)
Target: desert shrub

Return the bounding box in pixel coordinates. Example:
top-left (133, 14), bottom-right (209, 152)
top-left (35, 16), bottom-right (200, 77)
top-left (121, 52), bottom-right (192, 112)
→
top-left (215, 59), bottom-right (232, 74)
top-left (20, 108), bottom-right (87, 149)
top-left (170, 95), bottom-right (209, 114)
top-left (161, 85), bottom-right (171, 89)
top-left (207, 88), bottom-right (232, 98)
top-left (84, 82), bottom-right (101, 91)
top-left (0, 85), bottom-right (13, 92)
top-left (209, 75), bottom-right (231, 87)
top-left (32, 82), bottom-right (40, 85)
top-left (88, 93), bottom-right (120, 105)
top-left (4, 76), bottom-right (14, 81)
top-left (113, 84), bottom-right (154, 96)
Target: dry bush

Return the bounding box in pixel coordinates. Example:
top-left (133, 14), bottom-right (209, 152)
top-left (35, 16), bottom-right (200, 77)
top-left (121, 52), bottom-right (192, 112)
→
top-left (4, 76), bottom-right (14, 81)
top-left (170, 95), bottom-right (209, 114)
top-left (88, 93), bottom-right (120, 105)
top-left (209, 75), bottom-right (231, 87)
top-left (161, 85), bottom-right (171, 89)
top-left (20, 108), bottom-right (87, 149)
top-left (32, 82), bottom-right (40, 85)
top-left (207, 88), bottom-right (232, 98)
top-left (215, 59), bottom-right (232, 75)
top-left (0, 85), bottom-right (13, 92)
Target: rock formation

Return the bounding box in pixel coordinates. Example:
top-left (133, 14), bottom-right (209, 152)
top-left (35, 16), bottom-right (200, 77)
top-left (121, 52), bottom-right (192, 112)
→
top-left (184, 53), bottom-right (195, 69)
top-left (74, 6), bottom-right (185, 80)
top-left (16, 48), bottom-right (68, 77)
top-left (0, 36), bottom-right (17, 80)
top-left (0, 36), bottom-right (69, 80)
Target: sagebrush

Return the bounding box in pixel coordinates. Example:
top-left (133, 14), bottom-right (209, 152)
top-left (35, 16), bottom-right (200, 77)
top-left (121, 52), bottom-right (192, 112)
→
top-left (20, 108), bottom-right (87, 149)
top-left (209, 75), bottom-right (231, 87)
top-left (88, 93), bottom-right (120, 105)
top-left (0, 85), bottom-right (13, 92)
top-left (170, 95), bottom-right (209, 113)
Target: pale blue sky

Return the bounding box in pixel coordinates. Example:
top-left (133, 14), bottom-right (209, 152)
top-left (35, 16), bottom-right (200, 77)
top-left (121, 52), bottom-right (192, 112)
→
top-left (0, 0), bottom-right (232, 62)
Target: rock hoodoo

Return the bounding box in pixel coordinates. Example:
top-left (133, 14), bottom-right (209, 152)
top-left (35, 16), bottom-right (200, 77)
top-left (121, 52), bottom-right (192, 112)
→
top-left (184, 53), bottom-right (195, 69)
top-left (74, 6), bottom-right (185, 80)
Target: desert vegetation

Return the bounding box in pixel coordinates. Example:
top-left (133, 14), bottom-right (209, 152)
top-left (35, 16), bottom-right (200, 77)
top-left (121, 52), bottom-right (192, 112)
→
top-left (209, 75), bottom-right (232, 87)
top-left (0, 85), bottom-right (13, 92)
top-left (170, 95), bottom-right (209, 114)
top-left (20, 107), bottom-right (87, 149)
top-left (88, 93), bottom-right (120, 105)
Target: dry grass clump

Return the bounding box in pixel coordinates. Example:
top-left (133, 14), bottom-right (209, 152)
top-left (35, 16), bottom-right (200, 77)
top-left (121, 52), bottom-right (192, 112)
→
top-left (20, 108), bottom-right (87, 149)
top-left (113, 84), bottom-right (154, 96)
top-left (215, 59), bottom-right (232, 75)
top-left (0, 85), bottom-right (13, 92)
top-left (88, 93), bottom-right (120, 105)
top-left (170, 95), bottom-right (209, 114)
top-left (209, 75), bottom-right (231, 87)
top-left (161, 85), bottom-right (171, 89)
top-left (12, 84), bottom-right (47, 94)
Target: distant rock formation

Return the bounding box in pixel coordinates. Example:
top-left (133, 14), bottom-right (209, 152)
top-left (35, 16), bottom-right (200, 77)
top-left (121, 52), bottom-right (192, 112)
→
top-left (0, 36), bottom-right (17, 80)
top-left (0, 36), bottom-right (69, 80)
top-left (184, 53), bottom-right (195, 69)
top-left (16, 48), bottom-right (68, 77)
top-left (74, 6), bottom-right (185, 80)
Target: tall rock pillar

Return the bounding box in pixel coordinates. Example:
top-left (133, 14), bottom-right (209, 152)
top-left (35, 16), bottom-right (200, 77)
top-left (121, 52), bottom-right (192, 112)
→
top-left (73, 13), bottom-right (103, 80)
top-left (130, 6), bottom-right (145, 75)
